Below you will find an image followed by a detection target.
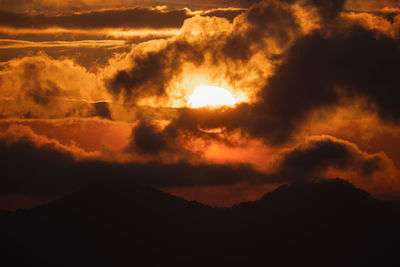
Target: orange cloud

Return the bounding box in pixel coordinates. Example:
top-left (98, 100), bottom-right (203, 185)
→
top-left (0, 53), bottom-right (110, 118)
top-left (347, 0), bottom-right (400, 12)
top-left (0, 123), bottom-right (97, 159)
top-left (0, 118), bottom-right (133, 152)
top-left (0, 0), bottom-right (231, 13)
top-left (0, 39), bottom-right (129, 49)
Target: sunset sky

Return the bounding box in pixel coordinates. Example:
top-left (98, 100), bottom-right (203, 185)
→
top-left (1, 0), bottom-right (400, 210)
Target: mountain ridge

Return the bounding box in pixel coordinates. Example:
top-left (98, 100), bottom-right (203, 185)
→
top-left (1, 178), bottom-right (399, 267)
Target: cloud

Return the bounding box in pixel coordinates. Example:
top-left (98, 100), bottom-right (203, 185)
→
top-left (203, 8), bottom-right (246, 21)
top-left (0, 39), bottom-right (132, 68)
top-left (0, 7), bottom-right (244, 31)
top-left (223, 0), bottom-right (300, 60)
top-left (102, 1), bottom-right (399, 148)
top-left (0, 0), bottom-right (231, 13)
top-left (0, 126), bottom-right (398, 204)
top-left (107, 39), bottom-right (198, 104)
top-left (267, 135), bottom-right (385, 181)
top-left (0, 53), bottom-right (111, 118)
top-left (0, 27), bottom-right (181, 42)
top-left (106, 1), bottom-right (301, 104)
top-left (0, 125), bottom-right (266, 198)
top-left (126, 120), bottom-right (170, 155)
top-left (0, 118), bottom-right (133, 152)
top-left (305, 0), bottom-right (346, 22)
top-left (0, 123), bottom-right (96, 158)
top-left (260, 135), bottom-right (400, 200)
top-left (3, 1), bottom-right (399, 144)
top-left (0, 39), bottom-right (128, 49)
top-left (249, 22), bottom-right (400, 143)
top-left (348, 0), bottom-right (400, 12)
top-left (0, 8), bottom-right (191, 30)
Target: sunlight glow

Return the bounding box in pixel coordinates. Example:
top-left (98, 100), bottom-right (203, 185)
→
top-left (188, 85), bottom-right (236, 108)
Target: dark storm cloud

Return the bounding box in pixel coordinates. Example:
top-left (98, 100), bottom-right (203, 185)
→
top-left (126, 120), bottom-right (169, 154)
top-left (233, 0), bottom-right (347, 16)
top-left (203, 8), bottom-right (246, 22)
top-left (268, 136), bottom-right (384, 182)
top-left (124, 110), bottom-right (386, 182)
top-left (250, 24), bottom-right (400, 143)
top-left (0, 130), bottom-right (388, 199)
top-left (223, 0), bottom-right (347, 61)
top-left (305, 0), bottom-right (346, 22)
top-left (21, 63), bottom-right (63, 105)
top-left (233, 0), bottom-right (296, 8)
top-left (0, 8), bottom-right (190, 29)
top-left (108, 40), bottom-right (205, 103)
top-left (0, 8), bottom-right (244, 30)
top-left (160, 106), bottom-right (254, 140)
top-left (123, 106), bottom-right (256, 156)
top-left (223, 0), bottom-right (299, 60)
top-left (0, 136), bottom-right (266, 198)
top-left (109, 50), bottom-right (174, 102)
top-left (227, 23), bottom-right (399, 145)
top-left (125, 117), bottom-right (223, 156)
top-left (93, 102), bottom-right (112, 119)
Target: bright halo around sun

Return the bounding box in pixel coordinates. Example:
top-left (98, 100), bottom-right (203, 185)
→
top-left (188, 85), bottom-right (236, 108)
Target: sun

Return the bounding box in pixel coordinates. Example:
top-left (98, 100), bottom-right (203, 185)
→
top-left (188, 85), bottom-right (236, 108)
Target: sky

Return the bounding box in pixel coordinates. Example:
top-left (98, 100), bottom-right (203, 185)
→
top-left (0, 0), bottom-right (400, 210)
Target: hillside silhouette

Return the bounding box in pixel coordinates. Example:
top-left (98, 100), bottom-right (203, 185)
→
top-left (1, 179), bottom-right (399, 267)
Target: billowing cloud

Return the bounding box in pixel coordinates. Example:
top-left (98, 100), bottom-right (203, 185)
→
top-left (0, 124), bottom-right (398, 207)
top-left (108, 39), bottom-right (202, 104)
top-left (306, 0), bottom-right (346, 22)
top-left (0, 118), bottom-right (133, 152)
top-left (267, 135), bottom-right (386, 181)
top-left (106, 0), bottom-right (301, 106)
top-left (251, 22), bottom-right (400, 143)
top-left (125, 120), bottom-right (174, 155)
top-left (0, 53), bottom-right (111, 118)
top-left (0, 124), bottom-right (267, 198)
top-left (223, 0), bottom-right (300, 60)
top-left (101, 1), bottom-right (398, 144)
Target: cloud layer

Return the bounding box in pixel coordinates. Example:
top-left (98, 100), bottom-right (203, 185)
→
top-left (0, 124), bottom-right (397, 204)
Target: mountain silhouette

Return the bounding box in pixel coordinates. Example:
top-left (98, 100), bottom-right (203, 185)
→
top-left (1, 179), bottom-right (399, 267)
